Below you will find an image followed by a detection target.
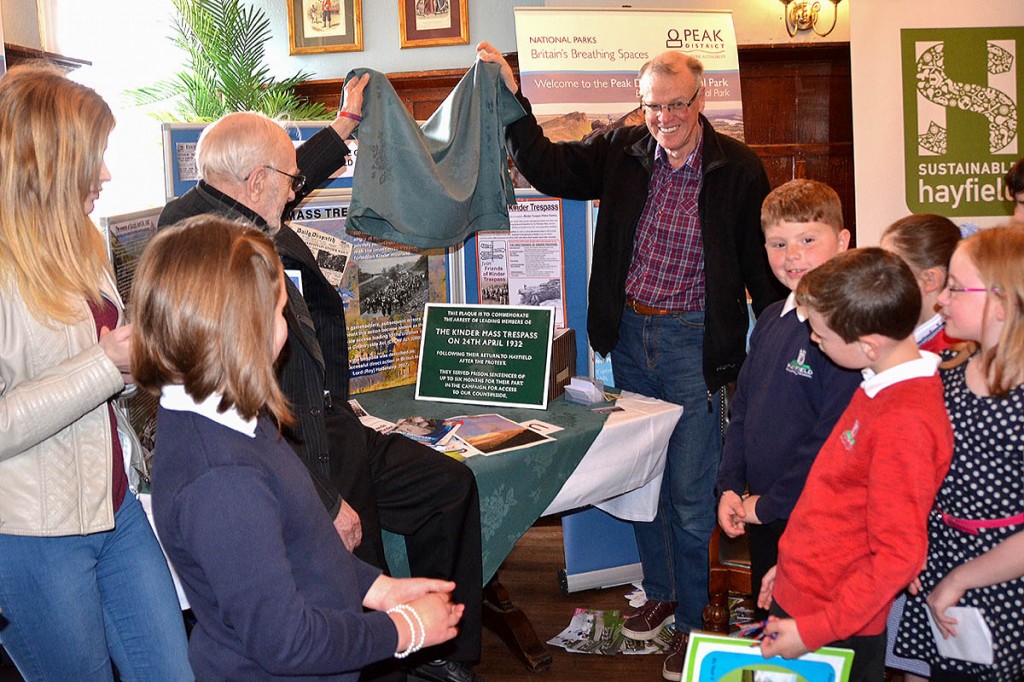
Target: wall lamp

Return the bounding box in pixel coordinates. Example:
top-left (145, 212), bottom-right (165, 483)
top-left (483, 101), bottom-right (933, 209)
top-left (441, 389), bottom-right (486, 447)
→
top-left (779, 0), bottom-right (843, 38)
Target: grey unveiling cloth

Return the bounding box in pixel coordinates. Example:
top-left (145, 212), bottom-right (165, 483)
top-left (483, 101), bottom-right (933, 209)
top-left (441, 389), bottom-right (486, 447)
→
top-left (344, 62), bottom-right (526, 249)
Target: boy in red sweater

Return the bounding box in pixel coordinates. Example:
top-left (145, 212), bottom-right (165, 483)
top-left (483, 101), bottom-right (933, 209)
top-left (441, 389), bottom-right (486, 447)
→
top-left (757, 248), bottom-right (953, 682)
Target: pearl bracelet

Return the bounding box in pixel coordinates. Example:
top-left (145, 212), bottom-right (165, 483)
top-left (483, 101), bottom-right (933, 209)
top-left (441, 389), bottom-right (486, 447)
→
top-left (388, 604), bottom-right (424, 658)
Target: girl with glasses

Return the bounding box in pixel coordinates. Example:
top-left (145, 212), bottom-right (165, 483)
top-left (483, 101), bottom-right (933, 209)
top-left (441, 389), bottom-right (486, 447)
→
top-left (894, 226), bottom-right (1024, 681)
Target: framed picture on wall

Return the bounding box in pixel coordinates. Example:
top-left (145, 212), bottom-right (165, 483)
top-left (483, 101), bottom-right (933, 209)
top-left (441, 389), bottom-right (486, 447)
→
top-left (288, 0), bottom-right (363, 54)
top-left (398, 0), bottom-right (469, 49)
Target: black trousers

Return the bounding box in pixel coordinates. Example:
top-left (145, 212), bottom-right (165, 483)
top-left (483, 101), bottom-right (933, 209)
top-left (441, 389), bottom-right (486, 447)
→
top-left (748, 519), bottom-right (788, 620)
top-left (771, 602), bottom-right (886, 682)
top-left (325, 405), bottom-right (483, 664)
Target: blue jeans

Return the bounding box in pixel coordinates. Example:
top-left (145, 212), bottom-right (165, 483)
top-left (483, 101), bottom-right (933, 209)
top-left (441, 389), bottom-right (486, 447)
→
top-left (612, 308), bottom-right (722, 632)
top-left (0, 495), bottom-right (192, 681)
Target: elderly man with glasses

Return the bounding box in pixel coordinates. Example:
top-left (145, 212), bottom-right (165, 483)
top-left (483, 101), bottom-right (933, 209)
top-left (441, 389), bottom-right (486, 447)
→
top-left (158, 78), bottom-right (485, 682)
top-left (478, 43), bottom-right (786, 680)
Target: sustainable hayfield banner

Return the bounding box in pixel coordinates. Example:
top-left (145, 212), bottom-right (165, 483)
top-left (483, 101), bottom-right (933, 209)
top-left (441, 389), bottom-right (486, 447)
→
top-left (513, 8), bottom-right (743, 142)
top-left (851, 2), bottom-right (1024, 245)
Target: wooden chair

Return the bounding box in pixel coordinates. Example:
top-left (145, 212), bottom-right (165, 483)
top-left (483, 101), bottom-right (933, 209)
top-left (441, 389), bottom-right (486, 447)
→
top-left (707, 524), bottom-right (752, 602)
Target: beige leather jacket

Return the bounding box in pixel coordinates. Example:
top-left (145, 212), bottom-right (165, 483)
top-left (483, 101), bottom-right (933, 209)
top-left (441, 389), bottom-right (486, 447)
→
top-left (0, 274), bottom-right (137, 536)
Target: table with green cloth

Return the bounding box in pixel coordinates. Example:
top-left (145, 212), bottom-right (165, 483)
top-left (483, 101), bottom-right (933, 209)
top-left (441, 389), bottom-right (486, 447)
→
top-left (357, 384), bottom-right (609, 583)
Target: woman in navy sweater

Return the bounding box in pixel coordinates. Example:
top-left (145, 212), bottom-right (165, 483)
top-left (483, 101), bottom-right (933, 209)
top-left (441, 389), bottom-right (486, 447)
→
top-left (131, 217), bottom-right (463, 679)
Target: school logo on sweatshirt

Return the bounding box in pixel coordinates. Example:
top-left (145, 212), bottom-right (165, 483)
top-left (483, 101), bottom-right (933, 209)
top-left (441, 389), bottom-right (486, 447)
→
top-left (786, 348), bottom-right (813, 379)
top-left (841, 420), bottom-right (860, 451)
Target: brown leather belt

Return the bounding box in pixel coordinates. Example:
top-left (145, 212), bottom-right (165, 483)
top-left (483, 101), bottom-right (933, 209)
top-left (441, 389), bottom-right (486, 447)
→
top-left (626, 296), bottom-right (679, 316)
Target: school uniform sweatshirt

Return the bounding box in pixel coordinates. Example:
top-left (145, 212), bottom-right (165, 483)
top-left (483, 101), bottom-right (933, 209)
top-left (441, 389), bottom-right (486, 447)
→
top-left (718, 296), bottom-right (862, 523)
top-left (772, 355), bottom-right (953, 651)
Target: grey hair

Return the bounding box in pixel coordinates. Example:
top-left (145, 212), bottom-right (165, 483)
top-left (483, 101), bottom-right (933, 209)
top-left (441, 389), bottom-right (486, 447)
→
top-left (196, 112), bottom-right (291, 184)
top-left (638, 51), bottom-right (704, 83)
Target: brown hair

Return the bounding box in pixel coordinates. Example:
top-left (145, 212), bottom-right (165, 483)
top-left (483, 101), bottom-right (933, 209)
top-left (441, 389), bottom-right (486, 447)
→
top-left (131, 216), bottom-right (292, 423)
top-left (796, 247), bottom-right (920, 343)
top-left (761, 179), bottom-right (843, 234)
top-left (957, 226), bottom-right (1024, 397)
top-left (881, 214), bottom-right (961, 277)
top-left (0, 63), bottom-right (115, 323)
top-left (1006, 157), bottom-right (1024, 196)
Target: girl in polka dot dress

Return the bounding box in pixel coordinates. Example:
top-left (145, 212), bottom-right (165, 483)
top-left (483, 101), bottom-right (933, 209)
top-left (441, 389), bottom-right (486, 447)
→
top-left (880, 213), bottom-right (963, 680)
top-left (894, 226), bottom-right (1024, 681)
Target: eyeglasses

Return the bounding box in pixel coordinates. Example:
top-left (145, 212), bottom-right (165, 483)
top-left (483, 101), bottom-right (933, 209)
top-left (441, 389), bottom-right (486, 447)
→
top-left (945, 285), bottom-right (1002, 296)
top-left (262, 165), bottom-right (306, 193)
top-left (640, 86), bottom-right (702, 116)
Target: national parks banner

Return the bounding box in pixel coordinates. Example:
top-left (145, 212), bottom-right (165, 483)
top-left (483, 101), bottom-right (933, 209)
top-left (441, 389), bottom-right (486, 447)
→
top-left (512, 8), bottom-right (742, 144)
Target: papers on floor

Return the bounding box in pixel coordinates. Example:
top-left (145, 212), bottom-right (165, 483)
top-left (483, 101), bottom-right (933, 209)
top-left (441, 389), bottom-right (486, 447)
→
top-left (925, 606), bottom-right (994, 665)
top-left (547, 608), bottom-right (675, 655)
top-left (348, 400), bottom-right (557, 458)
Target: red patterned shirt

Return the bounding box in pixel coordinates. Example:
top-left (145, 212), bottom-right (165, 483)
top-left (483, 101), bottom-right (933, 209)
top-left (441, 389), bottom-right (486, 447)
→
top-left (88, 297), bottom-right (127, 512)
top-left (624, 135), bottom-right (705, 311)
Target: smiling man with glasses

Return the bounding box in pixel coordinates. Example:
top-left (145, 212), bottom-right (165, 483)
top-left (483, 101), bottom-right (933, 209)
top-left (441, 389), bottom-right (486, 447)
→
top-left (478, 42), bottom-right (786, 681)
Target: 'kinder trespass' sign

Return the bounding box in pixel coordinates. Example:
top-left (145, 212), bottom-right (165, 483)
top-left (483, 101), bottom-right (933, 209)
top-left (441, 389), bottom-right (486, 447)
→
top-left (416, 304), bottom-right (554, 409)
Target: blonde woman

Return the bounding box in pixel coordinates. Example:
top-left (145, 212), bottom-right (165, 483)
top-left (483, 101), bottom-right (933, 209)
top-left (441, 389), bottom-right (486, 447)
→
top-left (0, 64), bottom-right (190, 680)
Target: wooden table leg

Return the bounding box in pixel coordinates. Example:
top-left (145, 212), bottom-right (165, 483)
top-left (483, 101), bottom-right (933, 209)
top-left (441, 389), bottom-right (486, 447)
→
top-left (482, 575), bottom-right (553, 673)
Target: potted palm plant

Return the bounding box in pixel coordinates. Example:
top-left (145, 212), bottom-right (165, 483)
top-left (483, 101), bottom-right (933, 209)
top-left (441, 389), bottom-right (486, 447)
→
top-left (129, 0), bottom-right (331, 121)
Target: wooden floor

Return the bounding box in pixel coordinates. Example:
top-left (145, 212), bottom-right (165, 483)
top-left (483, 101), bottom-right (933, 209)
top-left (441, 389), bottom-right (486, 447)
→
top-left (476, 517), bottom-right (666, 681)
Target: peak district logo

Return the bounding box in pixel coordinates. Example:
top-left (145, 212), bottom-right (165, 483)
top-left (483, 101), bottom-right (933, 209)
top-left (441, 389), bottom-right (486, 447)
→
top-left (902, 27), bottom-right (1023, 216)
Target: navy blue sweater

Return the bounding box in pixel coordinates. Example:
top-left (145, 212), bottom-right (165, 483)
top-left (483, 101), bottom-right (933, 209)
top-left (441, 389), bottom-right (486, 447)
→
top-left (717, 299), bottom-right (862, 523)
top-left (152, 408), bottom-right (397, 680)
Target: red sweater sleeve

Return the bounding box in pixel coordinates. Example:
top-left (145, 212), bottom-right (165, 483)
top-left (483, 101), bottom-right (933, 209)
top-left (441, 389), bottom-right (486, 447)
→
top-left (775, 379), bottom-right (953, 651)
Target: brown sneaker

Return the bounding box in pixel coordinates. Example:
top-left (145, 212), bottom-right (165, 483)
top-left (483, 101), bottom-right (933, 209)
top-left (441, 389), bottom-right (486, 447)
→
top-left (621, 599), bottom-right (677, 641)
top-left (662, 630), bottom-right (690, 682)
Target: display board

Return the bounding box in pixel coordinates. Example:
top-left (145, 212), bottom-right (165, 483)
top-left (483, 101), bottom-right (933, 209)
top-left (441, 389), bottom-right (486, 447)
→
top-left (102, 208), bottom-right (164, 454)
top-left (161, 121), bottom-right (357, 200)
top-left (462, 190), bottom-right (591, 380)
top-left (288, 191), bottom-right (453, 394)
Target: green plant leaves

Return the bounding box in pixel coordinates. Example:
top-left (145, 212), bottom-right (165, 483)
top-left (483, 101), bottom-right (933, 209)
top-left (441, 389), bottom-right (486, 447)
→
top-left (126, 0), bottom-right (332, 122)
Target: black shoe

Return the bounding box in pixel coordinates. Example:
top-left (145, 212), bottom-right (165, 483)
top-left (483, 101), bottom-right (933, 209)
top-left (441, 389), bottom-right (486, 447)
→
top-left (410, 659), bottom-right (485, 682)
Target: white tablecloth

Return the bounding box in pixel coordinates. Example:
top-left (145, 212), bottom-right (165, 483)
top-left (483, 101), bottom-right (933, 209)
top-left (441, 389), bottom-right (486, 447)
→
top-left (542, 391), bottom-right (683, 522)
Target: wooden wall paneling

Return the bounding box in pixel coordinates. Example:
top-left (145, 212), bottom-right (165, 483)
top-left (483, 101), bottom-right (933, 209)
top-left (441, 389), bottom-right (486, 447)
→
top-left (739, 43), bottom-right (855, 237)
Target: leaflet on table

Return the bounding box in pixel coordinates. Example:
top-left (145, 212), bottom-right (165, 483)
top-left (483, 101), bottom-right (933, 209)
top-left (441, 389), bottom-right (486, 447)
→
top-left (447, 413), bottom-right (555, 455)
top-left (347, 401), bottom-right (557, 457)
top-left (347, 399), bottom-right (396, 433)
top-left (389, 417), bottom-right (461, 447)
